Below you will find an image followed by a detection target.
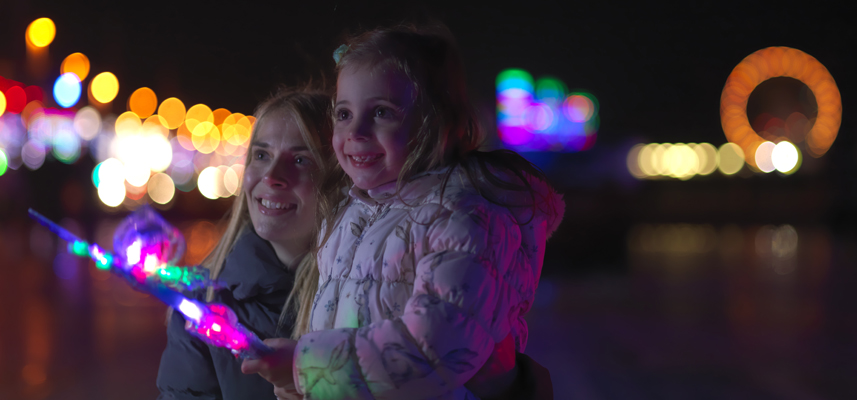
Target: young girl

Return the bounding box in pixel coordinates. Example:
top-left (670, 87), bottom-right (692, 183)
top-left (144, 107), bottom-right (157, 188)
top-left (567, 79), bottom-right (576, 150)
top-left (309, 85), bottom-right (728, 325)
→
top-left (156, 87), bottom-right (343, 399)
top-left (245, 25), bottom-right (563, 400)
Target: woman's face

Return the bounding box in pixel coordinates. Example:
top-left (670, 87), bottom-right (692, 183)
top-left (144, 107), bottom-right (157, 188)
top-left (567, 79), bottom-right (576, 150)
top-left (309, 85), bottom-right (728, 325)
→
top-left (243, 111), bottom-right (317, 247)
top-left (333, 65), bottom-right (415, 190)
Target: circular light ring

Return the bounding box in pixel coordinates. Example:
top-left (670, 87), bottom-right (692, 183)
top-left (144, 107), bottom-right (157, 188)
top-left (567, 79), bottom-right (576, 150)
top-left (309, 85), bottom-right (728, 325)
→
top-left (720, 47), bottom-right (841, 166)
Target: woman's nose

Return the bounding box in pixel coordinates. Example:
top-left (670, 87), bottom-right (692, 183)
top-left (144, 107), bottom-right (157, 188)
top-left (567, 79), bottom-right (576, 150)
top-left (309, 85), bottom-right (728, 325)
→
top-left (262, 163), bottom-right (289, 188)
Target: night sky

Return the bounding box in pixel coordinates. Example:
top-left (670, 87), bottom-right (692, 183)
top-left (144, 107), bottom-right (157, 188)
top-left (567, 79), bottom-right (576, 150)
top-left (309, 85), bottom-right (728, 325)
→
top-left (1, 0), bottom-right (855, 234)
top-left (3, 0), bottom-right (853, 146)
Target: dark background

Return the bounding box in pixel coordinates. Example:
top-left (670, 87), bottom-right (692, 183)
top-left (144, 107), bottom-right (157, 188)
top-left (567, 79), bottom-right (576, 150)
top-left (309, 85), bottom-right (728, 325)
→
top-left (1, 1), bottom-right (856, 399)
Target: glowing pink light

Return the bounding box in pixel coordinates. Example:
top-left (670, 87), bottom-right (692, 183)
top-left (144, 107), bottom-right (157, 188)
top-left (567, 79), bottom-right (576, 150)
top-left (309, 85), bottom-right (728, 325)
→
top-left (563, 95), bottom-right (595, 122)
top-left (524, 103), bottom-right (555, 132)
top-left (498, 125), bottom-right (532, 146)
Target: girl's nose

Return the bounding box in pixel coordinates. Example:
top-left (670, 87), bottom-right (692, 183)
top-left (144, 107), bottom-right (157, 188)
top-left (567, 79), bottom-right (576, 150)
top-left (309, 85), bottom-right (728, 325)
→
top-left (349, 115), bottom-right (372, 142)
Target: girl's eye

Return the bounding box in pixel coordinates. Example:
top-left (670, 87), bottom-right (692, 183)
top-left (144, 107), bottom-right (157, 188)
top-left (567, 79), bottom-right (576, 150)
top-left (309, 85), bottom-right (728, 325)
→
top-left (253, 150), bottom-right (268, 160)
top-left (335, 109), bottom-right (350, 121)
top-left (375, 107), bottom-right (394, 119)
top-left (295, 156), bottom-right (311, 165)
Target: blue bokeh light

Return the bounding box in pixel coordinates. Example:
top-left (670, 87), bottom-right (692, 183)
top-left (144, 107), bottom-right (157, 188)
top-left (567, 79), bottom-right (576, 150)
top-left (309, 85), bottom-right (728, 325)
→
top-left (53, 73), bottom-right (82, 108)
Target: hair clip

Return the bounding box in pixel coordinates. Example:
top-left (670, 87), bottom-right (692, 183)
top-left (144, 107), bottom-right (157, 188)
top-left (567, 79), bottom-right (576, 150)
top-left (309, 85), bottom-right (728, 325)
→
top-left (333, 44), bottom-right (349, 65)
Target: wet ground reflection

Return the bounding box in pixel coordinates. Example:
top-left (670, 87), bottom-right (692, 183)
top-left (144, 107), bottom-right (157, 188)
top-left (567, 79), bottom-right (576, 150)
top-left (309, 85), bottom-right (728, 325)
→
top-left (1, 219), bottom-right (855, 399)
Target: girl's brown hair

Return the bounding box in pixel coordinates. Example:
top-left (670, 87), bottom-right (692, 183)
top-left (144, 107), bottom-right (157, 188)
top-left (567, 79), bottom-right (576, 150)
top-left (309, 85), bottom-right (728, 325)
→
top-left (202, 86), bottom-right (343, 339)
top-left (331, 24), bottom-right (557, 227)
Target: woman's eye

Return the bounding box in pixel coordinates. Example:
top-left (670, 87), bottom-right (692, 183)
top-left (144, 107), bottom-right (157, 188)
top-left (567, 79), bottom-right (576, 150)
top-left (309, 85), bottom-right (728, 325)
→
top-left (253, 150), bottom-right (268, 160)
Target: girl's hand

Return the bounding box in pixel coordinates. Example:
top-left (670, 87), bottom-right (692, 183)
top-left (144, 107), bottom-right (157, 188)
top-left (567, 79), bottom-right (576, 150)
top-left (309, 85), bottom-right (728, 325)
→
top-left (241, 338), bottom-right (299, 397)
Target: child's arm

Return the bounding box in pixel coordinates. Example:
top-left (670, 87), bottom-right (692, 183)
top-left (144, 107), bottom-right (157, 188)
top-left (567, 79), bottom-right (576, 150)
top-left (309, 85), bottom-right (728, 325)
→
top-left (292, 203), bottom-right (533, 399)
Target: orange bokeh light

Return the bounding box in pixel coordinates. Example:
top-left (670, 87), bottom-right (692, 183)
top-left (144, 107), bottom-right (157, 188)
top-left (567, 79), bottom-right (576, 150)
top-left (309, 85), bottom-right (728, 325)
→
top-left (158, 97), bottom-right (186, 129)
top-left (129, 87), bottom-right (158, 119)
top-left (176, 122), bottom-right (195, 151)
top-left (61, 53), bottom-right (90, 80)
top-left (192, 121), bottom-right (220, 154)
top-left (185, 104), bottom-right (214, 132)
top-left (212, 108), bottom-right (231, 127)
top-left (720, 47), bottom-right (842, 166)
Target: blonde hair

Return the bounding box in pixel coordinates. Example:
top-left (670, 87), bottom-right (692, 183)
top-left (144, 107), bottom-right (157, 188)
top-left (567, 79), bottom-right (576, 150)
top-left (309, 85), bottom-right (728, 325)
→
top-left (202, 86), bottom-right (338, 339)
top-left (332, 24), bottom-right (555, 227)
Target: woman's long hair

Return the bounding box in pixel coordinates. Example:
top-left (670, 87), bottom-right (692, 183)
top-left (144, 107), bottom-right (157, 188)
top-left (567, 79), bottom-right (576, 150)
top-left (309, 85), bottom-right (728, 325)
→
top-left (201, 86), bottom-right (342, 339)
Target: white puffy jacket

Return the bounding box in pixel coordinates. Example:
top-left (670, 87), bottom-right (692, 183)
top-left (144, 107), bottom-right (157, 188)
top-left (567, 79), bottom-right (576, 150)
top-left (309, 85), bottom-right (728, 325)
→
top-left (293, 166), bottom-right (564, 399)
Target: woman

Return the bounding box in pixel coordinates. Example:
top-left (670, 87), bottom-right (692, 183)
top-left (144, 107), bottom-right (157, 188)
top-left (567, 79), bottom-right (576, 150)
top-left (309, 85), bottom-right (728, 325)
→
top-left (156, 87), bottom-right (344, 399)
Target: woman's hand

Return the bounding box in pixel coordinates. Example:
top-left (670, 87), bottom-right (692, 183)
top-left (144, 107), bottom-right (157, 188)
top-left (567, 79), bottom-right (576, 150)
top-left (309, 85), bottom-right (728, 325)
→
top-left (241, 338), bottom-right (301, 399)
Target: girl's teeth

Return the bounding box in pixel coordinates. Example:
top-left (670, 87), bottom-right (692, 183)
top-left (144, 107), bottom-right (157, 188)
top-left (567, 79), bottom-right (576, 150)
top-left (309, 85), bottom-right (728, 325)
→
top-left (352, 155), bottom-right (381, 162)
top-left (261, 199), bottom-right (290, 210)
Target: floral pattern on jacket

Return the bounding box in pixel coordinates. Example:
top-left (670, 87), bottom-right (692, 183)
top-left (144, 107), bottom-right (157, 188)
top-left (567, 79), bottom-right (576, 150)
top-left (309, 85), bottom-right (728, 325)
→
top-left (293, 167), bottom-right (564, 400)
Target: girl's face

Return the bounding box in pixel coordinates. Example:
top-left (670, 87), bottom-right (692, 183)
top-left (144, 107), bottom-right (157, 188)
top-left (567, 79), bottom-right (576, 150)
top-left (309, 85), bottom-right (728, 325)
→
top-left (333, 65), bottom-right (415, 190)
top-left (243, 111), bottom-right (317, 247)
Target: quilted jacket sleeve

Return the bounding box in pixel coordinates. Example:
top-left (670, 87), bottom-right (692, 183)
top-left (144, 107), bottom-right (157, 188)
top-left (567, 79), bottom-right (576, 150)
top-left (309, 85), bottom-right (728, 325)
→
top-left (293, 201), bottom-right (529, 400)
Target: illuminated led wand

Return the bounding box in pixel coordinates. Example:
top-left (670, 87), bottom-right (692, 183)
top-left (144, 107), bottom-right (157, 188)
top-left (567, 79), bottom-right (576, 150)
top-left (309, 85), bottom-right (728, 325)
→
top-left (28, 208), bottom-right (274, 359)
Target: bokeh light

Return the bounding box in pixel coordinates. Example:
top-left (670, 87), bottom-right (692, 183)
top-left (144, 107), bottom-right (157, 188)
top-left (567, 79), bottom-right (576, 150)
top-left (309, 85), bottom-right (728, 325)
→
top-left (216, 165), bottom-right (230, 197)
top-left (0, 148), bottom-right (7, 176)
top-left (212, 108), bottom-right (231, 126)
top-left (146, 133), bottom-right (173, 173)
top-left (22, 140), bottom-right (46, 170)
top-left (0, 91), bottom-right (6, 117)
top-left (4, 86), bottom-right (26, 114)
top-left (26, 18), bottom-right (56, 48)
top-left (123, 159), bottom-right (151, 187)
top-left (185, 104), bottom-right (214, 133)
top-left (20, 100), bottom-right (45, 128)
top-left (717, 143), bottom-right (745, 175)
top-left (721, 47), bottom-right (842, 164)
top-left (142, 115), bottom-right (169, 137)
top-left (497, 68), bottom-right (599, 152)
top-left (191, 121), bottom-right (220, 154)
top-left (52, 125), bottom-right (81, 164)
top-left (629, 142), bottom-right (747, 180)
top-left (115, 111), bottom-right (142, 137)
top-left (197, 166), bottom-right (222, 199)
top-left (61, 53), bottom-right (90, 80)
top-left (692, 143), bottom-right (718, 175)
top-left (53, 73), bottom-right (81, 108)
top-left (148, 173), bottom-right (176, 204)
top-left (97, 158), bottom-right (125, 187)
top-left (168, 137), bottom-right (196, 192)
top-left (73, 106), bottom-right (101, 140)
top-left (128, 88), bottom-right (158, 119)
top-left (98, 181), bottom-right (126, 207)
top-left (158, 98), bottom-right (186, 129)
top-left (224, 164), bottom-right (243, 195)
top-left (754, 141), bottom-right (777, 173)
top-left (772, 141), bottom-right (800, 174)
top-left (90, 72), bottom-right (119, 104)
